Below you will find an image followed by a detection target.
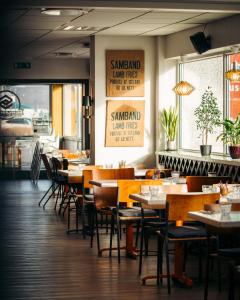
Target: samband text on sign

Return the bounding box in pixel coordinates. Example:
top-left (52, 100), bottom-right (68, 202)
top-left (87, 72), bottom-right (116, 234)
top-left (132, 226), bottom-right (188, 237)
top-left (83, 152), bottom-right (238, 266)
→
top-left (105, 100), bottom-right (145, 147)
top-left (106, 50), bottom-right (144, 97)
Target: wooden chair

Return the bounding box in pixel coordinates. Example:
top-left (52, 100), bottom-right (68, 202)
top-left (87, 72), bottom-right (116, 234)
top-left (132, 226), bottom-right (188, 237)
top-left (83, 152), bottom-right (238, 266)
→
top-left (91, 168), bottom-right (135, 258)
top-left (186, 176), bottom-right (232, 192)
top-left (38, 154), bottom-right (55, 207)
top-left (138, 184), bottom-right (188, 276)
top-left (75, 166), bottom-right (102, 236)
top-left (155, 192), bottom-right (220, 290)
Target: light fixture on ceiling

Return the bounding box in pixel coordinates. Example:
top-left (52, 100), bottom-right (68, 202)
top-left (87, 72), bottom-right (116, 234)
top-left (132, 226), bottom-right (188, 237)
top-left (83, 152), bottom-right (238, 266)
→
top-left (63, 25), bottom-right (75, 31)
top-left (173, 56), bottom-right (195, 96)
top-left (173, 81), bottom-right (195, 96)
top-left (41, 8), bottom-right (88, 16)
top-left (225, 46), bottom-right (240, 82)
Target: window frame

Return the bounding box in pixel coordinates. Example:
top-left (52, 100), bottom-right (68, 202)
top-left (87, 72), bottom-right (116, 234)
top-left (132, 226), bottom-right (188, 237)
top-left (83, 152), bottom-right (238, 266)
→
top-left (178, 53), bottom-right (235, 156)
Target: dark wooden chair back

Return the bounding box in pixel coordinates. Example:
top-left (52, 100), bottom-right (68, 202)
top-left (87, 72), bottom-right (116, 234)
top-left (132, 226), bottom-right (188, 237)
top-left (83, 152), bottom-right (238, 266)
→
top-left (92, 168), bottom-right (134, 210)
top-left (186, 176), bottom-right (232, 192)
top-left (41, 154), bottom-right (53, 180)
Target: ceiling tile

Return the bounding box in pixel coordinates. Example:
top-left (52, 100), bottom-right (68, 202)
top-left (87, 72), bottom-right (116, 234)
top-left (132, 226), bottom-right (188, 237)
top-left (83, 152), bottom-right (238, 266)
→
top-left (71, 10), bottom-right (148, 28)
top-left (142, 23), bottom-right (201, 35)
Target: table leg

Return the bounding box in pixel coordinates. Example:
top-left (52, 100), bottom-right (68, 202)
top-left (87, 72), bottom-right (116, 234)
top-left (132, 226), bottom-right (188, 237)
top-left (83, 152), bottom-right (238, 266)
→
top-left (172, 241), bottom-right (193, 287)
top-left (125, 221), bottom-right (137, 259)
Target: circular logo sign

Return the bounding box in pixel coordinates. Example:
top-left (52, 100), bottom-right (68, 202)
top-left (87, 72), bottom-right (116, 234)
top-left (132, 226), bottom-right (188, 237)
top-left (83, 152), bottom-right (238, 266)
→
top-left (0, 90), bottom-right (22, 119)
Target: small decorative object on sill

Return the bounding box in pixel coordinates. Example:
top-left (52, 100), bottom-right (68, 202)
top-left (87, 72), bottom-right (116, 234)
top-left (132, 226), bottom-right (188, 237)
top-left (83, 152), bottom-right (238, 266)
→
top-left (160, 106), bottom-right (178, 151)
top-left (217, 114), bottom-right (240, 159)
top-left (194, 87), bottom-right (221, 157)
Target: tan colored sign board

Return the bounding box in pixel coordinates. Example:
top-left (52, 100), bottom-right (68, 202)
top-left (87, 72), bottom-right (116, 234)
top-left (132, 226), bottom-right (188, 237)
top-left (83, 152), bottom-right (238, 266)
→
top-left (105, 100), bottom-right (145, 147)
top-left (106, 50), bottom-right (144, 97)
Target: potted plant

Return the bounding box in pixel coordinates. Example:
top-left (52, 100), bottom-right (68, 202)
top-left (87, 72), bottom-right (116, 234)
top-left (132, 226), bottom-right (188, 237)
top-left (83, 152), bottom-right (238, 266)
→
top-left (217, 114), bottom-right (240, 159)
top-left (194, 87), bottom-right (221, 156)
top-left (160, 106), bottom-right (178, 151)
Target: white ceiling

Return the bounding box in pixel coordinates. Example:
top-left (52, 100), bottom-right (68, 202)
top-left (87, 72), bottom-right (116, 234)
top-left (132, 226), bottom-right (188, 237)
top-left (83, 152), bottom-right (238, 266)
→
top-left (0, 2), bottom-right (239, 60)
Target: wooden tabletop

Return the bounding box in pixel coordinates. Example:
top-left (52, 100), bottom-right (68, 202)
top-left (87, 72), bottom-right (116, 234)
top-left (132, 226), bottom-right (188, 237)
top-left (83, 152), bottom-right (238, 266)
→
top-left (188, 211), bottom-right (240, 228)
top-left (89, 179), bottom-right (118, 187)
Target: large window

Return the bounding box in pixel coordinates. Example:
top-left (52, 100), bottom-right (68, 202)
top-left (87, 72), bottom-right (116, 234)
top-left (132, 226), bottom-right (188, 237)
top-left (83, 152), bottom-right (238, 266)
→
top-left (180, 56), bottom-right (224, 153)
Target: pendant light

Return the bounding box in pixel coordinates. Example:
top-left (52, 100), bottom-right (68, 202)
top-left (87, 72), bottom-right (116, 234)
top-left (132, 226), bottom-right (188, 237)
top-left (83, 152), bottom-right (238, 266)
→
top-left (173, 56), bottom-right (195, 96)
top-left (225, 46), bottom-right (240, 82)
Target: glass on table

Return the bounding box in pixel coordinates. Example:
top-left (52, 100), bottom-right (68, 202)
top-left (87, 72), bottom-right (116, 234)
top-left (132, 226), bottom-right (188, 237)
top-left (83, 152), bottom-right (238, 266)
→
top-left (202, 185), bottom-right (213, 193)
top-left (149, 185), bottom-right (159, 200)
top-left (140, 185), bottom-right (150, 195)
top-left (105, 164), bottom-right (113, 169)
top-left (171, 170), bottom-right (180, 178)
top-left (219, 202), bottom-right (232, 216)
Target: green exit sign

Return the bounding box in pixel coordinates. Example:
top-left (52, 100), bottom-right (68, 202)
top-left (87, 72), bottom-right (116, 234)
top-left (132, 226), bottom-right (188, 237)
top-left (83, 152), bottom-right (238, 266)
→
top-left (13, 62), bottom-right (31, 69)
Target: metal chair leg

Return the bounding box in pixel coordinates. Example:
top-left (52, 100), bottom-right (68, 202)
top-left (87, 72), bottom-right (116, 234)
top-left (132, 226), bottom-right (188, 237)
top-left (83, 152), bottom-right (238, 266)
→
top-left (38, 183), bottom-right (54, 206)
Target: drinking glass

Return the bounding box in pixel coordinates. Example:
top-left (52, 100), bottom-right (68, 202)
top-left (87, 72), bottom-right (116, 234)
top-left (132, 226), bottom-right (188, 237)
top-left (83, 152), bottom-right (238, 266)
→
top-left (171, 170), bottom-right (180, 178)
top-left (105, 164), bottom-right (113, 169)
top-left (149, 186), bottom-right (159, 200)
top-left (220, 203), bottom-right (232, 216)
top-left (202, 185), bottom-right (213, 193)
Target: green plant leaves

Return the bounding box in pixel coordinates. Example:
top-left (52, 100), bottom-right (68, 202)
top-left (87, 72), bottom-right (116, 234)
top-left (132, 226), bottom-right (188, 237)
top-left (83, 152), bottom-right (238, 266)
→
top-left (217, 114), bottom-right (240, 145)
top-left (160, 106), bottom-right (178, 141)
top-left (194, 87), bottom-right (221, 145)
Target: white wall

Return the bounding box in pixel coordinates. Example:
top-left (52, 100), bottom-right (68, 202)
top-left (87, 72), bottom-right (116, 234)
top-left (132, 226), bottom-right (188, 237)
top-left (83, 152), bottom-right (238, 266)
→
top-left (0, 58), bottom-right (89, 80)
top-left (91, 35), bottom-right (156, 168)
top-left (156, 36), bottom-right (178, 151)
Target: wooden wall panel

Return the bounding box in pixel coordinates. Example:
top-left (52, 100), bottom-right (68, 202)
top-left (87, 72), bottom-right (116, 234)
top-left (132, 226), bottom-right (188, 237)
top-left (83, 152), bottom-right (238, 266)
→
top-left (51, 84), bottom-right (63, 136)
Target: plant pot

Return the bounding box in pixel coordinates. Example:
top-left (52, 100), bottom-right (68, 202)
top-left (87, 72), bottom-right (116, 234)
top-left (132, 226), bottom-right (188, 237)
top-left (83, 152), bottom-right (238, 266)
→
top-left (229, 145), bottom-right (240, 159)
top-left (167, 140), bottom-right (176, 151)
top-left (200, 145), bottom-right (212, 156)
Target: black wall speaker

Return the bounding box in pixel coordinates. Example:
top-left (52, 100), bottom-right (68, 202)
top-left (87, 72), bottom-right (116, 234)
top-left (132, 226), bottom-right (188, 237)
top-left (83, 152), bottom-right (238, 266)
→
top-left (189, 32), bottom-right (211, 54)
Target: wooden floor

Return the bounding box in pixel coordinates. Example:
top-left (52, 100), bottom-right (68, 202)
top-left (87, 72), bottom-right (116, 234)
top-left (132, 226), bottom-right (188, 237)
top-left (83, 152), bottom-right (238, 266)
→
top-left (0, 180), bottom-right (231, 300)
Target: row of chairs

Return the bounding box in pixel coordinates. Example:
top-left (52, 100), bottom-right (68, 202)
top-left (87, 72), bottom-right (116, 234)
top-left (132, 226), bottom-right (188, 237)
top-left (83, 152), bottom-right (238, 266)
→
top-left (39, 157), bottom-right (238, 298)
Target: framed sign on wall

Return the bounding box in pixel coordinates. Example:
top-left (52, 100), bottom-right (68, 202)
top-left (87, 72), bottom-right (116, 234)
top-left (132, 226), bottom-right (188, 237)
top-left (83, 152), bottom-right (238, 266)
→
top-left (106, 50), bottom-right (144, 97)
top-left (105, 100), bottom-right (145, 147)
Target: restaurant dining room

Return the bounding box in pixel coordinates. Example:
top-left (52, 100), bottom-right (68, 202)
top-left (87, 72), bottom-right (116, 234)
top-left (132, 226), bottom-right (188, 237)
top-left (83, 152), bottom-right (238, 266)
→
top-left (1, 1), bottom-right (240, 299)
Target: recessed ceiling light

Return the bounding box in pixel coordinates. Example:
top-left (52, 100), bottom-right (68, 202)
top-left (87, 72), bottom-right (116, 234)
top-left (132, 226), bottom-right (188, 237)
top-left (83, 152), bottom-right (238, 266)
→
top-left (41, 8), bottom-right (88, 16)
top-left (63, 25), bottom-right (75, 31)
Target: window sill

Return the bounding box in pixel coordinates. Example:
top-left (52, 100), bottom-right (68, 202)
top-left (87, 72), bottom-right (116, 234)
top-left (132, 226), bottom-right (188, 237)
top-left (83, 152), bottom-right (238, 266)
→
top-left (156, 150), bottom-right (240, 166)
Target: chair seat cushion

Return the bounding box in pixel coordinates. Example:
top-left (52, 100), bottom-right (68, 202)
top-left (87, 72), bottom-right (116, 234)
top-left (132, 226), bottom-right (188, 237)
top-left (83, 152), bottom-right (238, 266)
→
top-left (218, 248), bottom-right (240, 258)
top-left (168, 225), bottom-right (206, 239)
top-left (118, 207), bottom-right (157, 218)
top-left (84, 194), bottom-right (94, 202)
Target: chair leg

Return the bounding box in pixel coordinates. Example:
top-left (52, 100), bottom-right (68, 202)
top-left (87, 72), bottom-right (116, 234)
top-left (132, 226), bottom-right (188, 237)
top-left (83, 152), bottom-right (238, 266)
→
top-left (54, 185), bottom-right (61, 210)
top-left (165, 238), bottom-right (171, 295)
top-left (43, 184), bottom-right (59, 208)
top-left (204, 235), bottom-right (211, 300)
top-left (135, 220), bottom-right (140, 248)
top-left (96, 211), bottom-right (101, 255)
top-left (109, 214), bottom-right (114, 257)
top-left (90, 208), bottom-right (95, 248)
top-left (228, 262), bottom-right (235, 300)
top-left (116, 217), bottom-right (121, 264)
top-left (217, 258), bottom-right (222, 292)
top-left (38, 183), bottom-right (54, 206)
top-left (157, 235), bottom-right (163, 286)
top-left (198, 241), bottom-right (203, 282)
top-left (138, 221), bottom-right (144, 275)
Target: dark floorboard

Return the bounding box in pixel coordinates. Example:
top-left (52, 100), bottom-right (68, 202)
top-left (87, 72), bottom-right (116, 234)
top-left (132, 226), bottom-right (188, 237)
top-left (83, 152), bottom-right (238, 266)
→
top-left (0, 180), bottom-right (234, 299)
